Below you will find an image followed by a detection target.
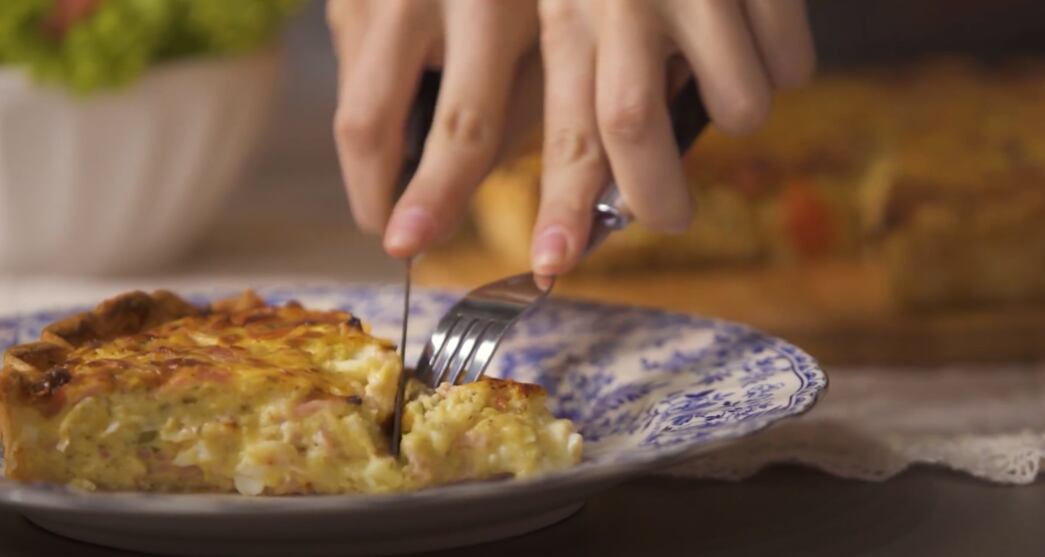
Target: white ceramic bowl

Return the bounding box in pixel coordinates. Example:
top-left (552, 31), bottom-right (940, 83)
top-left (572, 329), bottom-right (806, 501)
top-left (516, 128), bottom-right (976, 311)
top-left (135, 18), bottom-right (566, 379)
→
top-left (0, 48), bottom-right (281, 274)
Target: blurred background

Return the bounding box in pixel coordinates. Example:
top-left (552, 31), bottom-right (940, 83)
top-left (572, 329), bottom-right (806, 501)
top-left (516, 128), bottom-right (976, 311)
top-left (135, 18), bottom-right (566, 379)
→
top-left (0, 0), bottom-right (1043, 365)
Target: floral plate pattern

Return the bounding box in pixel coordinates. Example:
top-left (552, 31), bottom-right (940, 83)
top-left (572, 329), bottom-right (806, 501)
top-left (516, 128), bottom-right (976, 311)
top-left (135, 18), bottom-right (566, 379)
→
top-left (0, 284), bottom-right (826, 556)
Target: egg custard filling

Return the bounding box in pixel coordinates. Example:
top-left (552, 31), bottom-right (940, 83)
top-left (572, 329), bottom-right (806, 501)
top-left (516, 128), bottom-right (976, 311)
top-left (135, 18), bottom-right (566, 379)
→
top-left (0, 290), bottom-right (581, 495)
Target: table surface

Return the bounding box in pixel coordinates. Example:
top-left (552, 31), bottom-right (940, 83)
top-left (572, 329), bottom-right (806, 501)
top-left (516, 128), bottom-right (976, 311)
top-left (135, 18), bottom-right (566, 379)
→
top-left (0, 468), bottom-right (1039, 557)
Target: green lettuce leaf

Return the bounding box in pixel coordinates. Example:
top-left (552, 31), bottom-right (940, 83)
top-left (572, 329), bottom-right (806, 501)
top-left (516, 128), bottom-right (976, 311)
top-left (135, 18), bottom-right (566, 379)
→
top-left (0, 0), bottom-right (301, 94)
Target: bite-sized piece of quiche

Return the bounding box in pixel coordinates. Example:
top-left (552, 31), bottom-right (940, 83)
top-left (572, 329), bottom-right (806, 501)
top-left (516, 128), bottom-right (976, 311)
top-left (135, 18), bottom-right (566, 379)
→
top-left (0, 290), bottom-right (581, 495)
top-left (402, 379), bottom-right (582, 488)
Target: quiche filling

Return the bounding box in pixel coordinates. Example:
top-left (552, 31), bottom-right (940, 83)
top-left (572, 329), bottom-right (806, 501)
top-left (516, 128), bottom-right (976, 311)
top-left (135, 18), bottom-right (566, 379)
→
top-left (0, 290), bottom-right (581, 495)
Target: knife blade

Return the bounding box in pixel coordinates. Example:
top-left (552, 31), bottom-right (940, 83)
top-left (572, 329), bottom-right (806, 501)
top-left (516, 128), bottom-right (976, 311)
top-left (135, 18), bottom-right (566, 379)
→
top-left (398, 257), bottom-right (412, 365)
top-left (390, 70), bottom-right (441, 457)
top-left (390, 257), bottom-right (411, 459)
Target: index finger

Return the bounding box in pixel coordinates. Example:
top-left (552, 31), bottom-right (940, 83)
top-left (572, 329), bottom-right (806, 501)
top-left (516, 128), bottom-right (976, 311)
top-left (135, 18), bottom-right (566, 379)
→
top-left (332, 5), bottom-right (435, 234)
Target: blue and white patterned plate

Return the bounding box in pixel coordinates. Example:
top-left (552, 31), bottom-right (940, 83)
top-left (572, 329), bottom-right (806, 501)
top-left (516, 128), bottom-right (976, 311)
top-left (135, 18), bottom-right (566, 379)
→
top-left (0, 284), bottom-right (826, 556)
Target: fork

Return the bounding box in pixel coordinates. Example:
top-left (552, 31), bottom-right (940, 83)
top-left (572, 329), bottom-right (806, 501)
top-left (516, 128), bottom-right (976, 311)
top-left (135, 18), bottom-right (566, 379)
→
top-left (390, 71), bottom-right (709, 455)
top-left (413, 272), bottom-right (554, 388)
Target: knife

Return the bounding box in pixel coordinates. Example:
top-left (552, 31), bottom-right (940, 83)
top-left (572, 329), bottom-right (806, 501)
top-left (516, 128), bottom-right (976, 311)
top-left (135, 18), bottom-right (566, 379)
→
top-left (390, 70), bottom-right (441, 458)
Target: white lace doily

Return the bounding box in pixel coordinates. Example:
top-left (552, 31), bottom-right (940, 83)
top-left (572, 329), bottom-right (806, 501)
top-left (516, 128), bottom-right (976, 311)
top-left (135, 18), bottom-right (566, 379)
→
top-left (666, 364), bottom-right (1045, 484)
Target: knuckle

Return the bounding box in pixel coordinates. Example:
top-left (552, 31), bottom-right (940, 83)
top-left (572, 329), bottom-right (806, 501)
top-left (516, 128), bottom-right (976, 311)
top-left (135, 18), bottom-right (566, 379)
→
top-left (600, 93), bottom-right (655, 142)
top-left (539, 0), bottom-right (584, 50)
top-left (544, 126), bottom-right (601, 167)
top-left (439, 105), bottom-right (492, 150)
top-left (333, 107), bottom-right (384, 153)
top-left (714, 87), bottom-right (772, 135)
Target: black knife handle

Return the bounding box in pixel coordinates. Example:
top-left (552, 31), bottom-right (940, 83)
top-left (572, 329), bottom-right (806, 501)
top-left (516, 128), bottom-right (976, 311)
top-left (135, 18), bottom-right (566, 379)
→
top-left (670, 78), bottom-right (710, 154)
top-left (397, 70), bottom-right (442, 196)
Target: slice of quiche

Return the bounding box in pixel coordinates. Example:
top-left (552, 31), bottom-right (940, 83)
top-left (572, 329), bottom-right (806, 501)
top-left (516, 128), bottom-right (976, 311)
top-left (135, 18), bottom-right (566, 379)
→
top-left (0, 290), bottom-right (581, 495)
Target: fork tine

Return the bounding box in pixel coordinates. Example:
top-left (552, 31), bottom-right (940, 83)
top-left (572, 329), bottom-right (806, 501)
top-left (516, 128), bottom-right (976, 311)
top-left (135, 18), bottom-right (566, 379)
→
top-left (446, 320), bottom-right (490, 385)
top-left (414, 342), bottom-right (437, 386)
top-left (427, 316), bottom-right (474, 386)
top-left (414, 314), bottom-right (453, 384)
top-left (459, 321), bottom-right (507, 384)
top-left (414, 273), bottom-right (552, 390)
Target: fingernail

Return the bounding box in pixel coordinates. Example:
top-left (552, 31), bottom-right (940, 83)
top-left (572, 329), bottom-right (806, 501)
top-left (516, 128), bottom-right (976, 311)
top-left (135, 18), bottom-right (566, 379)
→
top-left (532, 226), bottom-right (569, 274)
top-left (384, 206), bottom-right (435, 257)
top-left (533, 274), bottom-right (555, 292)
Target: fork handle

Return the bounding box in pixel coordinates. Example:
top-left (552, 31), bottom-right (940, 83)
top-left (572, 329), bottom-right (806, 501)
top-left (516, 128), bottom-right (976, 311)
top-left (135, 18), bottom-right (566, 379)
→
top-left (583, 78), bottom-right (710, 256)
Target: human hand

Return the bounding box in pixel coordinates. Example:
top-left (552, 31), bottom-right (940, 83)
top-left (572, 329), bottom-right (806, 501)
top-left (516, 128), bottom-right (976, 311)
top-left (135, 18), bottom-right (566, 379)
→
top-left (530, 0), bottom-right (815, 275)
top-left (327, 0), bottom-right (540, 259)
